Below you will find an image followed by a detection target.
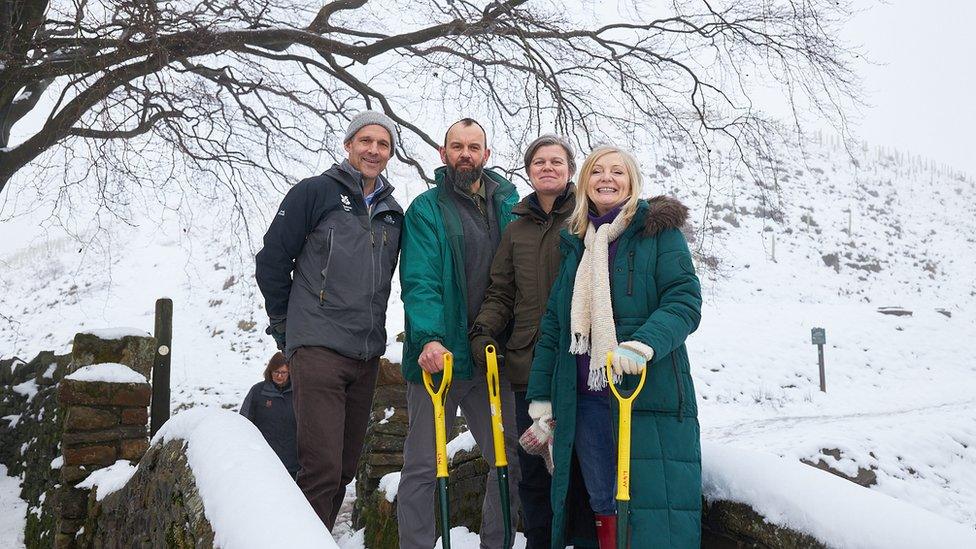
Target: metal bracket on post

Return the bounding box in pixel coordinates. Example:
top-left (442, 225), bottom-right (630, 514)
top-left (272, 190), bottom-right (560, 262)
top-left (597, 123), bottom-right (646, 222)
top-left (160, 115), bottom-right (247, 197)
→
top-left (811, 327), bottom-right (826, 392)
top-left (150, 298), bottom-right (173, 436)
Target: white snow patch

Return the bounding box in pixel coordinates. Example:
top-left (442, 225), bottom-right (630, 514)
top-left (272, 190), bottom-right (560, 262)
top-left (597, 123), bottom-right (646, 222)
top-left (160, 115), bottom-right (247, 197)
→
top-left (80, 327), bottom-right (151, 339)
top-left (379, 407), bottom-right (395, 425)
top-left (65, 363), bottom-right (145, 383)
top-left (50, 456), bottom-right (63, 470)
top-left (76, 460), bottom-right (137, 501)
top-left (42, 363), bottom-right (57, 378)
top-left (702, 441), bottom-right (976, 548)
top-left (152, 407), bottom-right (337, 547)
top-left (446, 430), bottom-right (476, 462)
top-left (2, 414), bottom-right (21, 428)
top-left (432, 527), bottom-right (527, 549)
top-left (378, 471), bottom-right (401, 503)
top-left (12, 380), bottom-right (38, 402)
top-left (0, 464), bottom-right (27, 549)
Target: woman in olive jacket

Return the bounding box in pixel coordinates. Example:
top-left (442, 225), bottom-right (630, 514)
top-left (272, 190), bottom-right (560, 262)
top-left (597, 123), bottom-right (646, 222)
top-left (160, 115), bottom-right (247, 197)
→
top-left (240, 352), bottom-right (298, 478)
top-left (470, 134), bottom-right (577, 549)
top-left (524, 145), bottom-right (702, 548)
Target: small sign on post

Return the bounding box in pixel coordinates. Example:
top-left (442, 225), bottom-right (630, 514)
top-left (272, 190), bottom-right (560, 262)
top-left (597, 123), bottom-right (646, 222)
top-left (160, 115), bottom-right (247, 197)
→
top-left (811, 327), bottom-right (826, 392)
top-left (151, 298), bottom-right (173, 436)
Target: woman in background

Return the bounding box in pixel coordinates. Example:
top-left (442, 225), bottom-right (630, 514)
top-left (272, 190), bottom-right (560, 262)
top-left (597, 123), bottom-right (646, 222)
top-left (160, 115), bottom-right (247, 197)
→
top-left (241, 351), bottom-right (298, 479)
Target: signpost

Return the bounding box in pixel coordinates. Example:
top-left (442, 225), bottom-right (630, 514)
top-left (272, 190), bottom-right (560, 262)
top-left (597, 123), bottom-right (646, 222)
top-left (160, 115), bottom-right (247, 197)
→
top-left (150, 298), bottom-right (173, 436)
top-left (811, 327), bottom-right (826, 392)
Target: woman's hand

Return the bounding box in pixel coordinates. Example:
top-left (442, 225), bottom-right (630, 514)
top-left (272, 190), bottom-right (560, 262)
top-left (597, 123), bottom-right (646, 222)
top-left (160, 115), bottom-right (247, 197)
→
top-left (611, 340), bottom-right (655, 376)
top-left (520, 400), bottom-right (555, 455)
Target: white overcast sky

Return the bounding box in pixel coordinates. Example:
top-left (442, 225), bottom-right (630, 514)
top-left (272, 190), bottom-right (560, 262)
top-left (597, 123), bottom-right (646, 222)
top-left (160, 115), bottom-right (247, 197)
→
top-left (845, 1), bottom-right (976, 175)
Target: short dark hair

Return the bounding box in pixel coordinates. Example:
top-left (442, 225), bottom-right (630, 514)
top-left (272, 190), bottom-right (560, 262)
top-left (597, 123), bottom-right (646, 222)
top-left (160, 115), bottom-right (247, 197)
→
top-left (523, 134), bottom-right (576, 177)
top-left (263, 351), bottom-right (287, 382)
top-left (443, 118), bottom-right (488, 148)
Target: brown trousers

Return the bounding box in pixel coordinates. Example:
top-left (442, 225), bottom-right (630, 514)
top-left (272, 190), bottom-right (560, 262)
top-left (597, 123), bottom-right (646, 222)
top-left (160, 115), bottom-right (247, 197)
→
top-left (290, 346), bottom-right (379, 530)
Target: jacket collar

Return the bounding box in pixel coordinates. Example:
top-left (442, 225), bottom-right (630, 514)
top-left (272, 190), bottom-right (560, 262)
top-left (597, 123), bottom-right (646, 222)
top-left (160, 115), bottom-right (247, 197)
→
top-left (331, 161), bottom-right (396, 204)
top-left (512, 184), bottom-right (575, 222)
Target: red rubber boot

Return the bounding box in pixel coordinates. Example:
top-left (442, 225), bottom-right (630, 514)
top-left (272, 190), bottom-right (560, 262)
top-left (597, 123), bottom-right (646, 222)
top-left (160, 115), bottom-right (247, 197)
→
top-left (595, 514), bottom-right (617, 549)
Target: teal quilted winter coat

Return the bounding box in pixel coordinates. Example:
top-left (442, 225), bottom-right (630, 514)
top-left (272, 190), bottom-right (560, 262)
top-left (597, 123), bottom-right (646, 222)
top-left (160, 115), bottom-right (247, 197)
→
top-left (400, 166), bottom-right (519, 384)
top-left (526, 196), bottom-right (703, 549)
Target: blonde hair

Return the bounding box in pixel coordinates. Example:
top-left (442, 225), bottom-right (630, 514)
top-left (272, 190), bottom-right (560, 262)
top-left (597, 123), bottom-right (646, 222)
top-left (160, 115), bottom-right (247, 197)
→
top-left (569, 146), bottom-right (643, 237)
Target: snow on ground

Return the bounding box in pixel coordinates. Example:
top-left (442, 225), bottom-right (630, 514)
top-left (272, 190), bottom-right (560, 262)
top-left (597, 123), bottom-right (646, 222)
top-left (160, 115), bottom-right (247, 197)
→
top-left (65, 363), bottom-right (146, 383)
top-left (702, 442), bottom-right (976, 548)
top-left (153, 408), bottom-right (336, 548)
top-left (0, 465), bottom-right (26, 549)
top-left (1, 130), bottom-right (975, 545)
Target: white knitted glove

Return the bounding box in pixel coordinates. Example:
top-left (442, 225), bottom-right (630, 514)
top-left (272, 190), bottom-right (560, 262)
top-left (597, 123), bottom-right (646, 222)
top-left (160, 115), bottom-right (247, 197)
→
top-left (520, 401), bottom-right (554, 455)
top-left (611, 340), bottom-right (655, 376)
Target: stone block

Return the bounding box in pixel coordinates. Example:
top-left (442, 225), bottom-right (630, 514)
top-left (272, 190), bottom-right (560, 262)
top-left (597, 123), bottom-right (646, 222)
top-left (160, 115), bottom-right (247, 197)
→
top-left (70, 332), bottom-right (154, 379)
top-left (62, 424), bottom-right (147, 446)
top-left (54, 532), bottom-right (75, 549)
top-left (63, 444), bottom-right (117, 467)
top-left (366, 452), bottom-right (403, 467)
top-left (120, 438), bottom-right (150, 460)
top-left (372, 385), bottom-right (407, 409)
top-left (58, 518), bottom-right (85, 534)
top-left (376, 358), bottom-right (405, 386)
top-left (61, 465), bottom-right (91, 484)
top-left (64, 406), bottom-right (118, 431)
top-left (58, 487), bottom-right (89, 519)
top-left (120, 407), bottom-right (148, 425)
top-left (59, 379), bottom-right (151, 407)
top-left (112, 385), bottom-right (152, 407)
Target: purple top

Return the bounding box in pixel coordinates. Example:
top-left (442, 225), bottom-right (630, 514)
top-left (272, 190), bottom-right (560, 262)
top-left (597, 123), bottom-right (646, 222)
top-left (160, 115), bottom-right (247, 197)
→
top-left (577, 206), bottom-right (623, 396)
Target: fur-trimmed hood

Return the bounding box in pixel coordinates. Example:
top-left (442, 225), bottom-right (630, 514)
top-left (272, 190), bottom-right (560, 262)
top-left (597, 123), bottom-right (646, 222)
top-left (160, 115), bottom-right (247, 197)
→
top-left (642, 195), bottom-right (690, 237)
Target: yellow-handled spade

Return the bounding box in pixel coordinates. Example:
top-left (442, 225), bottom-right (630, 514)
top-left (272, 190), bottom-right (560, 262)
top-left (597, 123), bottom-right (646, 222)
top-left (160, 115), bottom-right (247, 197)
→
top-left (484, 344), bottom-right (512, 548)
top-left (606, 352), bottom-right (647, 549)
top-left (423, 353), bottom-right (454, 549)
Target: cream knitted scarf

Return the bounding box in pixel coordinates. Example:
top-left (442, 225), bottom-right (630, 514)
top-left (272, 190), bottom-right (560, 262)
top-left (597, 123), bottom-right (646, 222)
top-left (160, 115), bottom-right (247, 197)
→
top-left (569, 209), bottom-right (630, 390)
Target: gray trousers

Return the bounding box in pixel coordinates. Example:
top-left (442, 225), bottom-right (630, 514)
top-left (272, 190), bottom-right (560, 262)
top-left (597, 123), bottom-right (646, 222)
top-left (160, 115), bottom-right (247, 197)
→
top-left (397, 376), bottom-right (521, 549)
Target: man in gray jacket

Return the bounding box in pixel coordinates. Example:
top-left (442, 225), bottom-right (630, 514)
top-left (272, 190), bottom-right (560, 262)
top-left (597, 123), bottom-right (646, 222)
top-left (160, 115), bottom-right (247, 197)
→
top-left (255, 111), bottom-right (402, 529)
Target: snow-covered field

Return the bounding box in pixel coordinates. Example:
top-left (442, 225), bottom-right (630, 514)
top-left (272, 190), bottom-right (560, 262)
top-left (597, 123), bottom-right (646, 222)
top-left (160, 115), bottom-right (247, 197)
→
top-left (1, 130), bottom-right (975, 546)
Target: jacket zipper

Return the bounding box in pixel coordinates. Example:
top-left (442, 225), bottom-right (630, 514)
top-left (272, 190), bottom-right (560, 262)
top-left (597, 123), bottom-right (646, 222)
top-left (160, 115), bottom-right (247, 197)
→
top-left (627, 251), bottom-right (635, 296)
top-left (672, 353), bottom-right (684, 422)
top-left (319, 227), bottom-right (335, 304)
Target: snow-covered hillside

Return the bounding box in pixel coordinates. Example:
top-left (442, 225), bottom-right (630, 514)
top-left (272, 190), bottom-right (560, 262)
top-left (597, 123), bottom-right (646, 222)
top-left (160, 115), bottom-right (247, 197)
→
top-left (2, 132), bottom-right (975, 542)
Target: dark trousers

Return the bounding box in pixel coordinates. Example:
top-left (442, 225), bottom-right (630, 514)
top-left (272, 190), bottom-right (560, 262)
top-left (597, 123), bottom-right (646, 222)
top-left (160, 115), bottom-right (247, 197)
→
top-left (514, 390), bottom-right (553, 549)
top-left (290, 346), bottom-right (379, 530)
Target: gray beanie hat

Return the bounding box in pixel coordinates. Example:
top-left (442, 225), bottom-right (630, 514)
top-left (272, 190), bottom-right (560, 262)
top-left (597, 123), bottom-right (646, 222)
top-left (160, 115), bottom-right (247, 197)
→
top-left (344, 111), bottom-right (398, 149)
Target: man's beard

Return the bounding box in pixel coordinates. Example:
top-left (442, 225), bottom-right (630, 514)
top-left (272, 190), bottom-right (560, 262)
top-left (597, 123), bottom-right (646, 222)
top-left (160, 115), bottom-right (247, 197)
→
top-left (446, 160), bottom-right (484, 193)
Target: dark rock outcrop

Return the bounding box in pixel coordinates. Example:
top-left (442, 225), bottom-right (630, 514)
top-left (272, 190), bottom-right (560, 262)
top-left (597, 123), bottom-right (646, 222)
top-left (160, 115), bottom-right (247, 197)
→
top-left (79, 439), bottom-right (215, 548)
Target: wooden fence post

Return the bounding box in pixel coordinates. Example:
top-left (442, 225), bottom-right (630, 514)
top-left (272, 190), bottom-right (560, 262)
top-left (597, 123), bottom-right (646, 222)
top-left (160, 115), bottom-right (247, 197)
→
top-left (150, 298), bottom-right (173, 436)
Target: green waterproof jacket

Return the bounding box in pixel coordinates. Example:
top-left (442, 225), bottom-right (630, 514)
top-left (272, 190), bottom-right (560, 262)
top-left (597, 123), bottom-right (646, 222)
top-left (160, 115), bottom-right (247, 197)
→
top-left (400, 167), bottom-right (519, 383)
top-left (526, 196), bottom-right (703, 549)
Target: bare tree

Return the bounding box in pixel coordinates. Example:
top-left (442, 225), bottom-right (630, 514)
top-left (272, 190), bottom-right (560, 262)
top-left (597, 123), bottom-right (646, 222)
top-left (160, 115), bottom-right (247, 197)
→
top-left (0, 0), bottom-right (861, 217)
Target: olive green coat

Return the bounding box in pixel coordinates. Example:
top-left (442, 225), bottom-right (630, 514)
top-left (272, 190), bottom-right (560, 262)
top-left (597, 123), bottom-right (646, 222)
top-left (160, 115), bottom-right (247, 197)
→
top-left (473, 187), bottom-right (576, 388)
top-left (526, 197), bottom-right (703, 548)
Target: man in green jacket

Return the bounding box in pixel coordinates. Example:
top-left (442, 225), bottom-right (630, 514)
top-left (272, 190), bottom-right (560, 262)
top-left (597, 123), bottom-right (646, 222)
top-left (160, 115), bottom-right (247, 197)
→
top-left (398, 118), bottom-right (522, 548)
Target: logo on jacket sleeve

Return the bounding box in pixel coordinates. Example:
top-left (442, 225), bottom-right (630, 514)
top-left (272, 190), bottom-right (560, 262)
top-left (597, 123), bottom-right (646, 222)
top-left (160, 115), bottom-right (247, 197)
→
top-left (340, 194), bottom-right (352, 212)
top-left (383, 214), bottom-right (396, 225)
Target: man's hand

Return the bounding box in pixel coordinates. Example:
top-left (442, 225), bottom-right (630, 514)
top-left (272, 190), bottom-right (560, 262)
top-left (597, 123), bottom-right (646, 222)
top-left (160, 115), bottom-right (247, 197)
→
top-left (266, 320), bottom-right (286, 351)
top-left (419, 341), bottom-right (451, 373)
top-left (468, 325), bottom-right (498, 371)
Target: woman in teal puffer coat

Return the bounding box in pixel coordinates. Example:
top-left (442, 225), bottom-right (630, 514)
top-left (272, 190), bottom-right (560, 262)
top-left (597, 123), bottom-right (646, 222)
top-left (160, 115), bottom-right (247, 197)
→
top-left (524, 145), bottom-right (702, 549)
